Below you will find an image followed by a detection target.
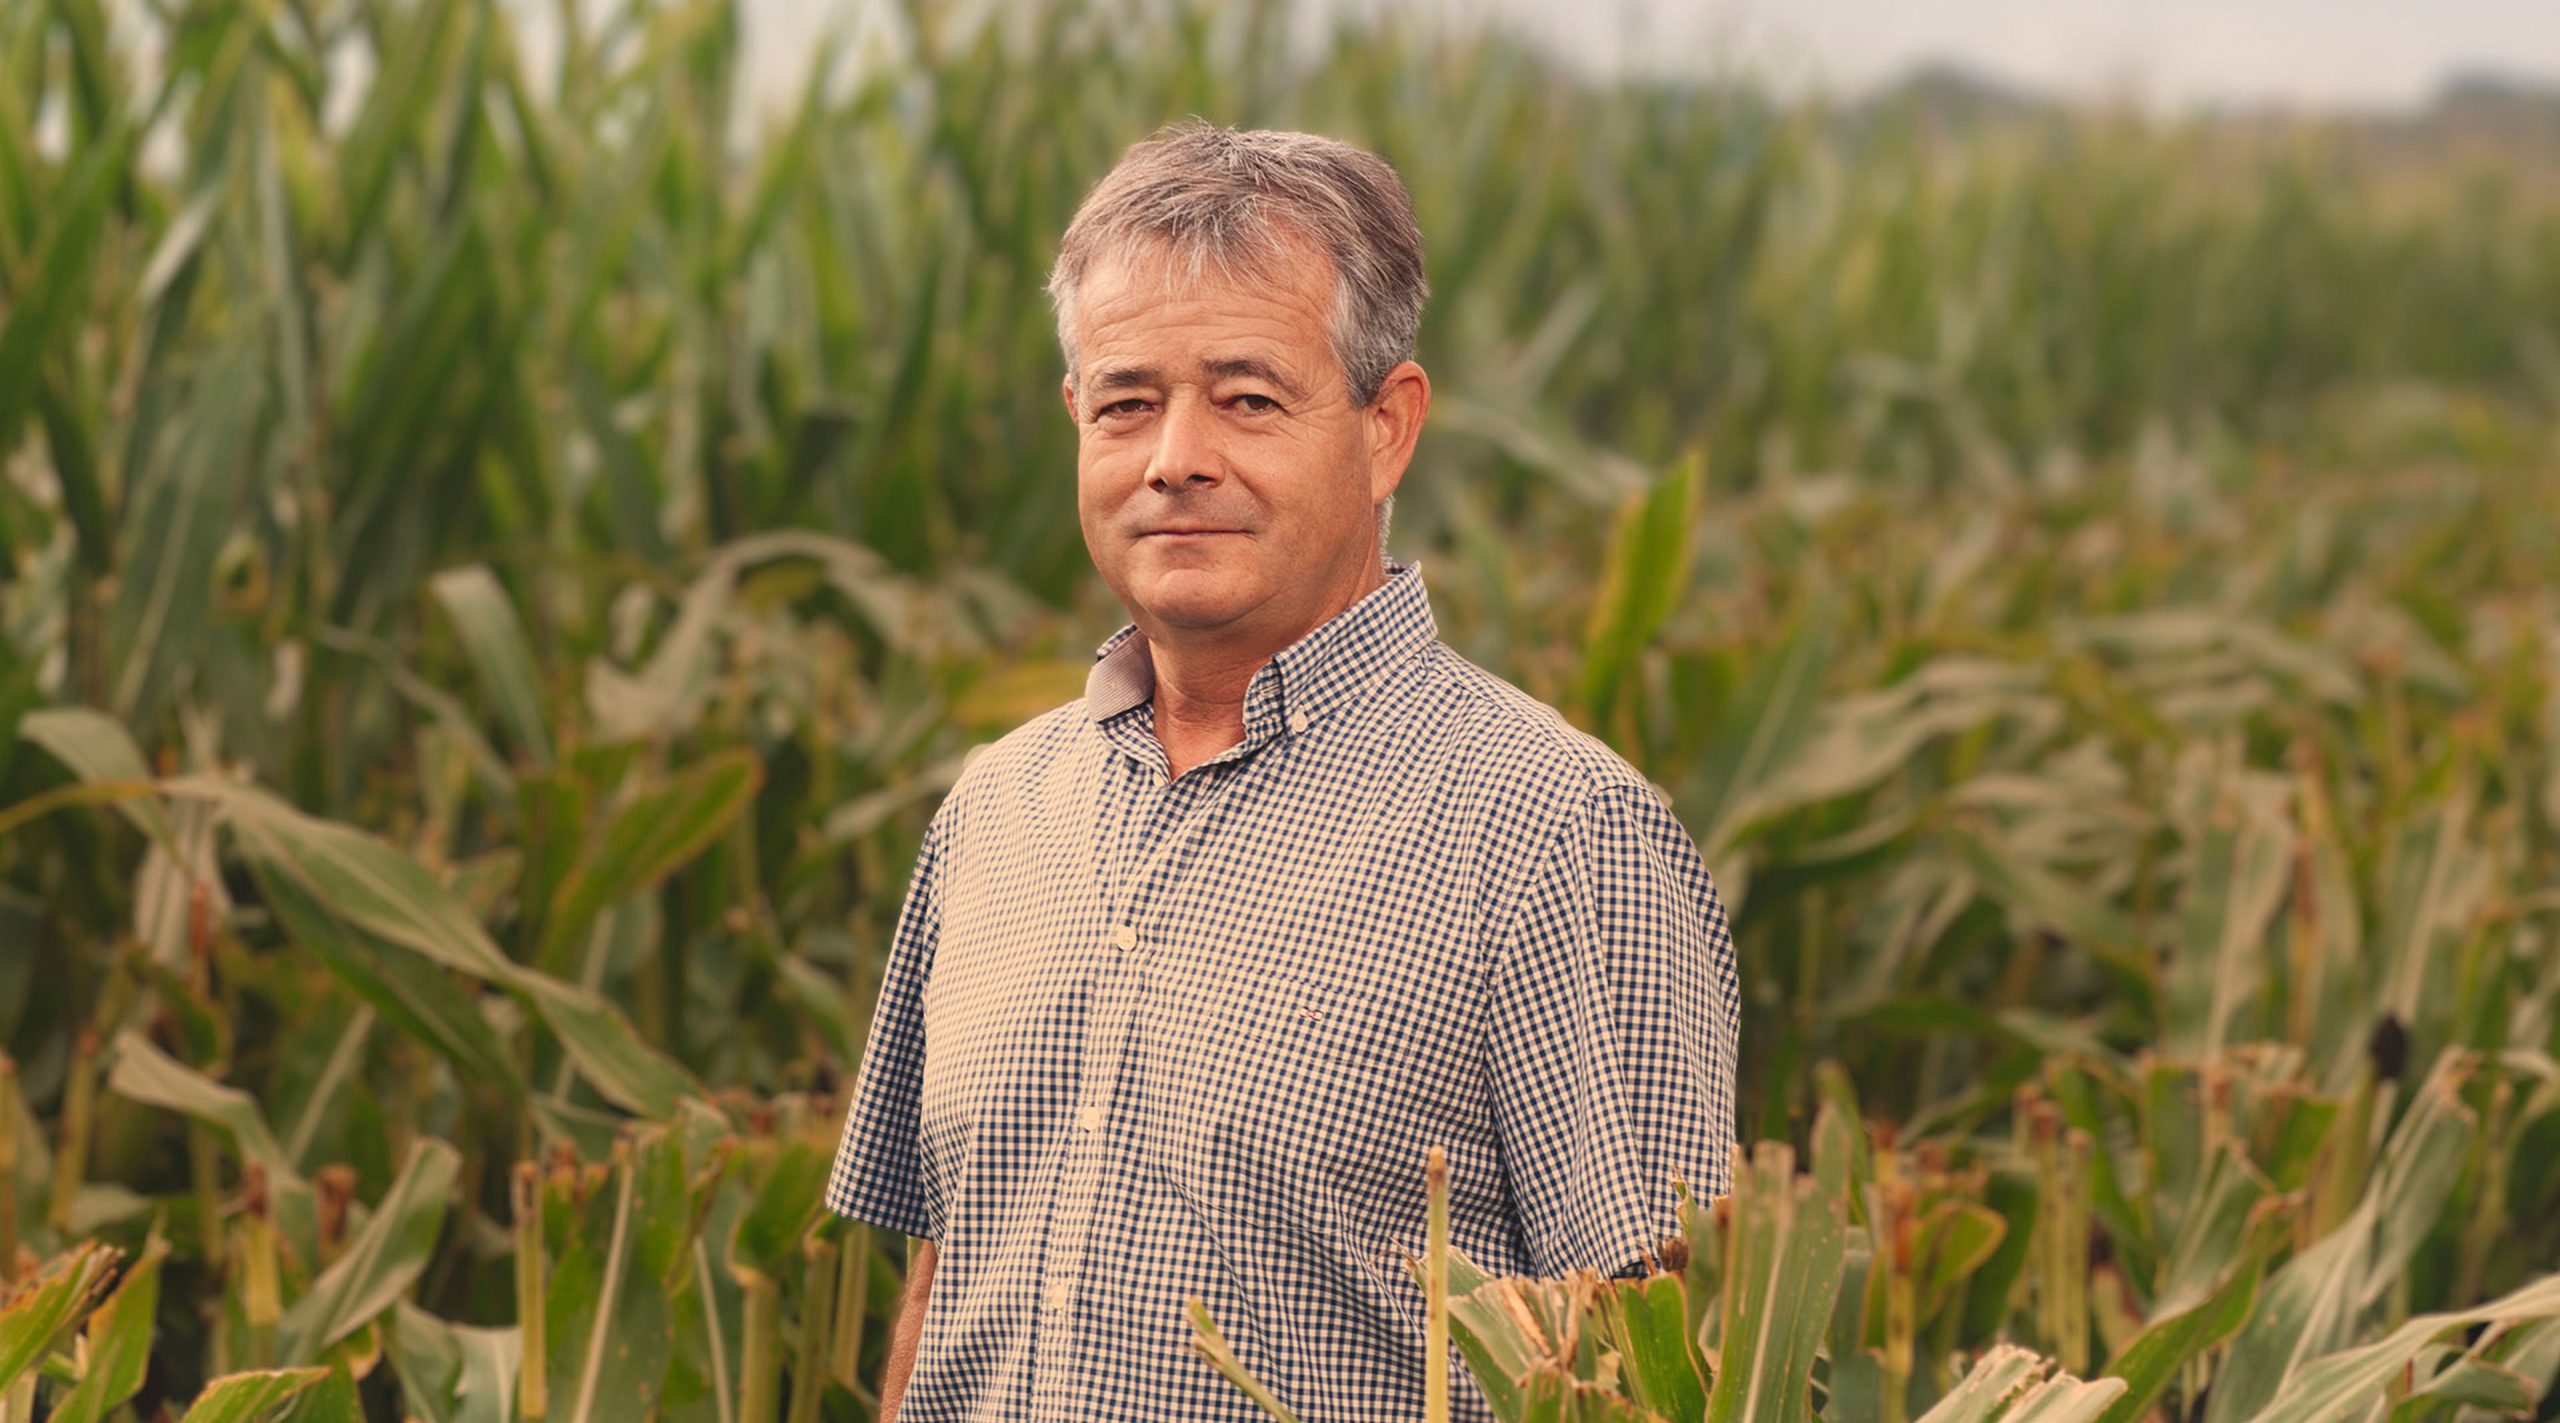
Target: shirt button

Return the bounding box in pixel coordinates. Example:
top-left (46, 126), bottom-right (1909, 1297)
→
top-left (1079, 1105), bottom-right (1104, 1132)
top-left (1288, 710), bottom-right (1309, 734)
top-left (1046, 1281), bottom-right (1074, 1311)
top-left (1112, 923), bottom-right (1137, 951)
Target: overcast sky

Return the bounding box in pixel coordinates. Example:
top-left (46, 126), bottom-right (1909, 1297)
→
top-left (735, 0), bottom-right (2560, 114)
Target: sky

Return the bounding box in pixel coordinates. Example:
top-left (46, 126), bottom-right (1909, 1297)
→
top-left (732, 0), bottom-right (2560, 114)
top-left (1353, 0), bottom-right (2560, 110)
top-left (69, 0), bottom-right (2560, 168)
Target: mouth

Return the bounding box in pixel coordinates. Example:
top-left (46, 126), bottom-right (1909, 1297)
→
top-left (1142, 530), bottom-right (1242, 539)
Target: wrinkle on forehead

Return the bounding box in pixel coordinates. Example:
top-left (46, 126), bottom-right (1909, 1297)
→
top-left (1071, 238), bottom-right (1345, 407)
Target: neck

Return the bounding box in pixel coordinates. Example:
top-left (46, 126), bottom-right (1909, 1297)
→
top-left (1145, 556), bottom-right (1389, 754)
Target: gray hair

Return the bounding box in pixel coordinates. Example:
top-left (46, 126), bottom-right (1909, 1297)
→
top-left (1048, 122), bottom-right (1429, 401)
top-left (1048, 122), bottom-right (1429, 560)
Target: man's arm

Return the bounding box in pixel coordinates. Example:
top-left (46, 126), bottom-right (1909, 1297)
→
top-left (1484, 780), bottom-right (1741, 1276)
top-left (826, 803), bottom-right (945, 1215)
top-left (878, 1238), bottom-right (937, 1422)
top-left (828, 806), bottom-right (952, 1415)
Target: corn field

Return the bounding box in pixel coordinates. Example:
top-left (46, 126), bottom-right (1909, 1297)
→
top-left (4, 0), bottom-right (2560, 1418)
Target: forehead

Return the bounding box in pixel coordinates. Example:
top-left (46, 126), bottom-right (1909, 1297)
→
top-left (1073, 236), bottom-right (1337, 367)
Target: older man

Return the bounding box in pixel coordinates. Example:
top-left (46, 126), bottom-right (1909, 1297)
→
top-left (827, 122), bottom-right (1739, 1422)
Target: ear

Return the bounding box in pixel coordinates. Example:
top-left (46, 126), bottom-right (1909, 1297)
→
top-left (1061, 376), bottom-right (1080, 424)
top-left (1364, 360), bottom-right (1431, 505)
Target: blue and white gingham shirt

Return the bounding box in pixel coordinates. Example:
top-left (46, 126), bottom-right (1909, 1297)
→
top-left (828, 558), bottom-right (1739, 1422)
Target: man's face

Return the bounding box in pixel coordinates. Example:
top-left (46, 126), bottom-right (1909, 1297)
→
top-left (1066, 235), bottom-right (1412, 647)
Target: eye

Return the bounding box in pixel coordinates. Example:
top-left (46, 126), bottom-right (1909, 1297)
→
top-left (1231, 393), bottom-right (1282, 414)
top-left (1093, 398), bottom-right (1151, 422)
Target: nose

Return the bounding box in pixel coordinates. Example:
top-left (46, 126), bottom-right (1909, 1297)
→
top-left (1143, 391), bottom-right (1223, 494)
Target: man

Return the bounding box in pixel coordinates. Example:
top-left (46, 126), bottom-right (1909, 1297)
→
top-left (827, 121), bottom-right (1739, 1422)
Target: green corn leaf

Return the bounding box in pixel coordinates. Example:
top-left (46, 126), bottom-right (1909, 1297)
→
top-left (2093, 1233), bottom-right (2272, 1423)
top-left (2163, 813), bottom-right (2294, 1060)
top-left (514, 973), bottom-right (702, 1122)
top-left (1704, 1143), bottom-right (1844, 1423)
top-left (1747, 659), bottom-right (2053, 818)
top-left (107, 333), bottom-right (267, 723)
top-left (1998, 1374), bottom-right (2132, 1423)
top-left (1678, 592), bottom-right (1836, 862)
top-left (721, 23), bottom-right (840, 275)
top-left (335, 0), bottom-right (463, 255)
top-left (99, 1031), bottom-right (308, 1266)
top-left (387, 1302), bottom-right (520, 1423)
top-left (1442, 1274), bottom-right (1534, 1422)
top-left (254, 865), bottom-right (528, 1101)
top-left (0, 115), bottom-right (130, 474)
top-left (564, 362), bottom-right (671, 565)
top-left (2240, 1273), bottom-right (2560, 1423)
top-left (172, 775), bottom-right (701, 1120)
top-left (728, 1137), bottom-right (831, 1280)
top-left (1916, 1345), bottom-right (2128, 1422)
top-left (2396, 1354), bottom-right (2538, 1415)
top-left (1187, 1298), bottom-right (1303, 1423)
top-left (2480, 1316), bottom-right (2560, 1405)
top-left (2151, 1143), bottom-right (2282, 1323)
top-left (34, 371), bottom-right (111, 580)
top-left (1517, 1371), bottom-right (1569, 1423)
top-left (19, 706), bottom-right (172, 844)
top-left (0, 1241), bottom-right (120, 1396)
top-left (1913, 1201), bottom-right (2008, 1325)
top-left (538, 748), bottom-right (763, 972)
top-left (276, 1139), bottom-right (460, 1364)
top-left (2205, 1057), bottom-right (2476, 1423)
top-left (1601, 1271), bottom-right (1706, 1423)
top-left (1944, 823), bottom-right (2149, 991)
top-left (1809, 1093), bottom-right (1859, 1211)
top-left (2373, 794), bottom-right (2475, 1053)
top-left (548, 1131), bottom-right (689, 1423)
top-left (430, 564), bottom-right (557, 769)
top-left (49, 1235), bottom-right (168, 1423)
top-left (1826, 1229), bottom-right (1884, 1420)
top-left (512, 768), bottom-right (592, 954)
top-left (1578, 448), bottom-right (1704, 727)
top-left (1449, 1276), bottom-right (1547, 1388)
top-left (175, 1368), bottom-right (332, 1423)
top-left (105, 1029), bottom-right (301, 1189)
top-left (769, 950), bottom-right (862, 1067)
top-left (284, 1367), bottom-right (365, 1423)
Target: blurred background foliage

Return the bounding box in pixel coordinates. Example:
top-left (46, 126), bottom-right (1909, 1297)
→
top-left (3, 0), bottom-right (2560, 1416)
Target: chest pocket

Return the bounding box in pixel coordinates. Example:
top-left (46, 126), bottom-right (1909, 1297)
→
top-left (1140, 949), bottom-right (1474, 1226)
top-left (1141, 956), bottom-right (1356, 1214)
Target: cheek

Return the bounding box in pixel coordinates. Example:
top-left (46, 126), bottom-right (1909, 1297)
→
top-left (1074, 442), bottom-right (1117, 500)
top-left (1078, 432), bottom-right (1148, 486)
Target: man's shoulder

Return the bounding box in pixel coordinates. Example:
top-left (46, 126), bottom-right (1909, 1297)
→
top-left (1426, 643), bottom-right (1669, 818)
top-left (931, 645), bottom-right (1673, 831)
top-left (939, 698), bottom-right (1094, 808)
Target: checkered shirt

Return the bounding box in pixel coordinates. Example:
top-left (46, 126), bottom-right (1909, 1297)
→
top-left (827, 558), bottom-right (1740, 1422)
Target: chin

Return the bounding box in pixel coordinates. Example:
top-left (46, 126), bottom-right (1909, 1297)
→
top-left (1134, 570), bottom-right (1264, 629)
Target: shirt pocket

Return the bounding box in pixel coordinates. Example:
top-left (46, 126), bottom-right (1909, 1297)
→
top-left (1148, 956), bottom-right (1382, 1222)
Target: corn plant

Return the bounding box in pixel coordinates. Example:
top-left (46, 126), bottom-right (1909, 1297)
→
top-left (6, 0), bottom-right (2560, 1417)
top-left (1198, 1096), bottom-right (2560, 1420)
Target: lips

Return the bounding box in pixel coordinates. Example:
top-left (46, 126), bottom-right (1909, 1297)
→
top-left (1143, 529), bottom-right (1241, 537)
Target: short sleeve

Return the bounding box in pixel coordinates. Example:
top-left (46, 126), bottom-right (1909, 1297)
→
top-left (1485, 781), bottom-right (1741, 1276)
top-left (826, 803), bottom-right (947, 1239)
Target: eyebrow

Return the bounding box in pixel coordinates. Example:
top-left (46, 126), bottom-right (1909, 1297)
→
top-left (1202, 357), bottom-right (1307, 402)
top-left (1084, 357), bottom-right (1308, 403)
top-left (1087, 363), bottom-right (1160, 396)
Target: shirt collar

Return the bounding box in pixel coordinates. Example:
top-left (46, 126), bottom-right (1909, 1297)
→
top-left (1085, 558), bottom-right (1437, 750)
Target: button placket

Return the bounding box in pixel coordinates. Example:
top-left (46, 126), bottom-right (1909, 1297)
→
top-left (1042, 923), bottom-right (1151, 1381)
top-left (1040, 736), bottom-right (1228, 1409)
